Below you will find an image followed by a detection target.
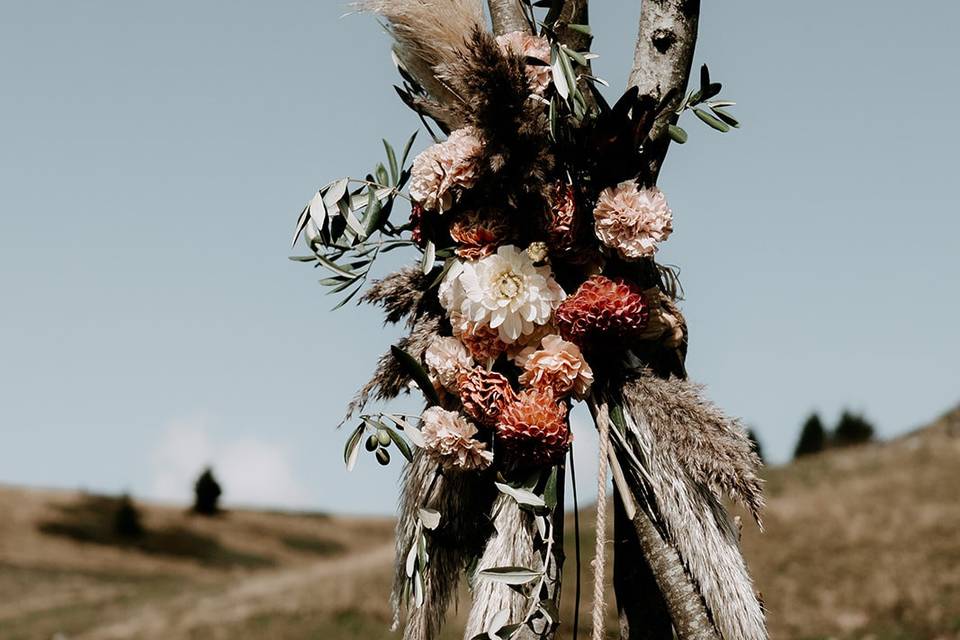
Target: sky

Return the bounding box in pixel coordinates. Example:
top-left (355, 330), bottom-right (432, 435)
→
top-left (1, 1), bottom-right (958, 514)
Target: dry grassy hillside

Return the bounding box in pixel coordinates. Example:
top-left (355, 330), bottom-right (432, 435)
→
top-left (1, 407), bottom-right (957, 640)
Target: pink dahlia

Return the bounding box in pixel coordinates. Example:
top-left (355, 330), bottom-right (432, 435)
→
top-left (593, 181), bottom-right (673, 259)
top-left (497, 389), bottom-right (571, 466)
top-left (409, 127), bottom-right (483, 212)
top-left (516, 334), bottom-right (594, 400)
top-left (424, 336), bottom-right (474, 392)
top-left (554, 275), bottom-right (652, 349)
top-left (420, 407), bottom-right (493, 472)
top-left (495, 31), bottom-right (552, 94)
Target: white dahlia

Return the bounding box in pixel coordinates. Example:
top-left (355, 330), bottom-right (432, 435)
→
top-left (439, 245), bottom-right (565, 344)
top-left (423, 336), bottom-right (474, 392)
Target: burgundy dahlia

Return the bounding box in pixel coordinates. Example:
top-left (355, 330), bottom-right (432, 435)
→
top-left (554, 275), bottom-right (652, 350)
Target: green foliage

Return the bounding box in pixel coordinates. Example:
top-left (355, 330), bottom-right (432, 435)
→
top-left (290, 133), bottom-right (419, 308)
top-left (193, 467), bottom-right (222, 516)
top-left (794, 413), bottom-right (828, 459)
top-left (671, 64), bottom-right (741, 144)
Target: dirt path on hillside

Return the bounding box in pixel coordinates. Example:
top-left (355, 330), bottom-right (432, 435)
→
top-left (78, 542), bottom-right (395, 640)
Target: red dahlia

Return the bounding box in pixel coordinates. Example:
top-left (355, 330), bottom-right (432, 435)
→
top-left (496, 389), bottom-right (571, 466)
top-left (554, 275), bottom-right (652, 350)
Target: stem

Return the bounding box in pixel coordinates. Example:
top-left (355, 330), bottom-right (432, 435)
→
top-left (570, 445), bottom-right (582, 640)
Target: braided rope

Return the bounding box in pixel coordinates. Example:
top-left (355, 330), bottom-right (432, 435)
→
top-left (591, 402), bottom-right (611, 640)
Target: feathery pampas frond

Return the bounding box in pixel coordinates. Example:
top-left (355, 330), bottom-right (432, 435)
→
top-left (361, 266), bottom-right (432, 326)
top-left (464, 494), bottom-right (540, 639)
top-left (439, 29), bottom-right (555, 209)
top-left (393, 450), bottom-right (498, 639)
top-left (357, 0), bottom-right (485, 112)
top-left (624, 375), bottom-right (765, 525)
top-left (611, 379), bottom-right (768, 640)
top-left (344, 310), bottom-right (443, 422)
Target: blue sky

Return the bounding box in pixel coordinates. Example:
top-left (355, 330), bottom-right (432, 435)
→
top-left (2, 1), bottom-right (957, 514)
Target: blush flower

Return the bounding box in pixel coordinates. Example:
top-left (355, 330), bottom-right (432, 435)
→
top-left (497, 389), bottom-right (571, 466)
top-left (439, 245), bottom-right (565, 344)
top-left (516, 334), bottom-right (594, 400)
top-left (409, 127), bottom-right (483, 212)
top-left (420, 407), bottom-right (493, 472)
top-left (424, 336), bottom-right (474, 392)
top-left (554, 275), bottom-right (652, 350)
top-left (456, 367), bottom-right (516, 426)
top-left (593, 181), bottom-right (673, 259)
top-left (495, 31), bottom-right (552, 94)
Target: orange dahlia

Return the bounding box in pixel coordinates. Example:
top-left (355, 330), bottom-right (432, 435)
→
top-left (456, 367), bottom-right (515, 426)
top-left (449, 210), bottom-right (512, 260)
top-left (554, 275), bottom-right (651, 350)
top-left (496, 389), bottom-right (571, 466)
top-left (451, 312), bottom-right (508, 363)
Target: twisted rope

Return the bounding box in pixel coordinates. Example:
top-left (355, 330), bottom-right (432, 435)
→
top-left (591, 401), bottom-right (611, 640)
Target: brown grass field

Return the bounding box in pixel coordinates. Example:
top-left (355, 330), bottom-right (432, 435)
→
top-left (1, 408), bottom-right (958, 640)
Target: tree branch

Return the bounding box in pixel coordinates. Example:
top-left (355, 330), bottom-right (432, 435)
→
top-left (488, 0), bottom-right (532, 36)
top-left (629, 0), bottom-right (701, 182)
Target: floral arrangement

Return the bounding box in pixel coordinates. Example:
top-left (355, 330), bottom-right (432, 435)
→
top-left (291, 2), bottom-right (766, 640)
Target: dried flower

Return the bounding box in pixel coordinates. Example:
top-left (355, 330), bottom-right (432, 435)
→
top-left (449, 209), bottom-right (512, 260)
top-left (554, 275), bottom-right (652, 350)
top-left (439, 245), bottom-right (565, 344)
top-left (456, 367), bottom-right (515, 426)
top-left (408, 202), bottom-right (426, 246)
top-left (495, 31), bottom-right (552, 94)
top-left (420, 407), bottom-right (493, 472)
top-left (497, 389), bottom-right (571, 466)
top-left (593, 181), bottom-right (673, 259)
top-left (424, 336), bottom-right (474, 392)
top-left (546, 181), bottom-right (577, 249)
top-left (450, 312), bottom-right (508, 363)
top-left (517, 334), bottom-right (593, 399)
top-left (409, 127), bottom-right (483, 212)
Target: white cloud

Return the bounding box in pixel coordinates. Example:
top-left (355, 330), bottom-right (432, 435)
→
top-left (150, 414), bottom-right (312, 510)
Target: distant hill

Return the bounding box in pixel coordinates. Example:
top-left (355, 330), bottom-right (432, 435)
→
top-left (0, 407), bottom-right (957, 639)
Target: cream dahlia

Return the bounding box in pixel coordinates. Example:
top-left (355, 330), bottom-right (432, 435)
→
top-left (517, 334), bottom-right (593, 400)
top-left (593, 181), bottom-right (673, 259)
top-left (420, 407), bottom-right (493, 472)
top-left (497, 389), bottom-right (571, 466)
top-left (409, 127), bottom-right (483, 212)
top-left (424, 336), bottom-right (474, 392)
top-left (554, 275), bottom-right (652, 349)
top-left (495, 31), bottom-right (552, 94)
top-left (456, 367), bottom-right (515, 426)
top-left (439, 245), bottom-right (565, 344)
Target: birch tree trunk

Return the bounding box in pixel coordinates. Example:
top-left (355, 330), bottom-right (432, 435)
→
top-left (488, 0), bottom-right (531, 35)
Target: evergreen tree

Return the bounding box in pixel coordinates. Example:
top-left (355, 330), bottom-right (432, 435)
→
top-left (193, 467), bottom-right (223, 516)
top-left (833, 410), bottom-right (875, 447)
top-left (746, 429), bottom-right (764, 463)
top-left (794, 413), bottom-right (827, 458)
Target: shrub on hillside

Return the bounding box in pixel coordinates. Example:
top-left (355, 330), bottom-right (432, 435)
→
top-left (114, 494), bottom-right (144, 538)
top-left (193, 467), bottom-right (222, 516)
